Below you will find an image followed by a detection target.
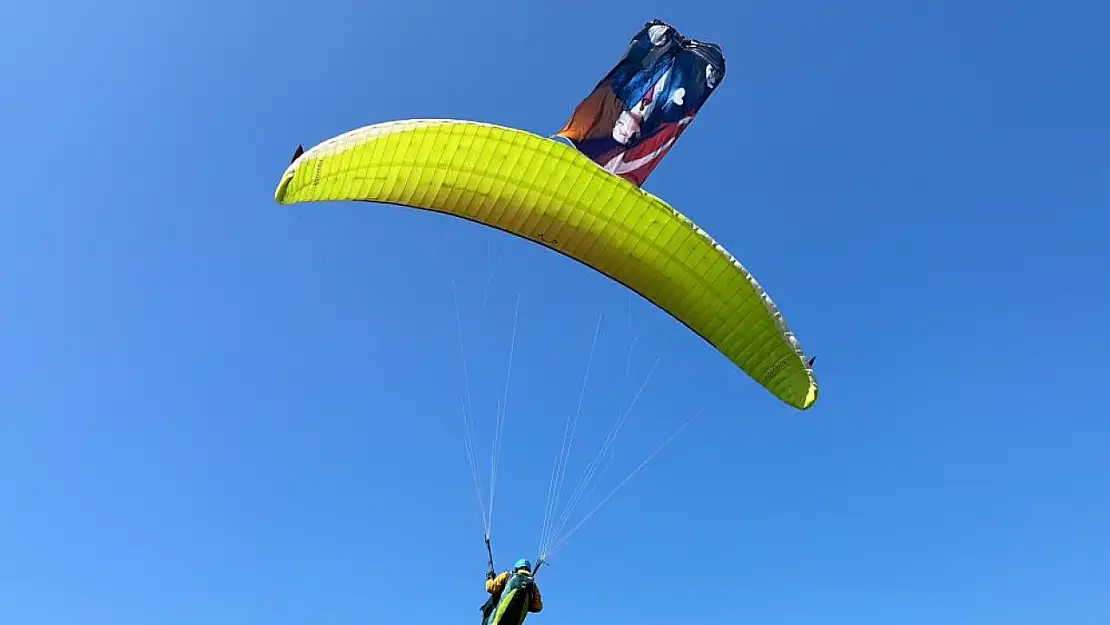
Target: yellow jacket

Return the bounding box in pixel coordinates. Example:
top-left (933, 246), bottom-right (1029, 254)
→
top-left (486, 570), bottom-right (543, 613)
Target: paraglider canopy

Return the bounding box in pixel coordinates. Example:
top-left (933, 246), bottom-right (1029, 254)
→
top-left (273, 16), bottom-right (821, 597)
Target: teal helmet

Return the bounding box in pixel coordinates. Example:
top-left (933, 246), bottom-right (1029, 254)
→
top-left (514, 558), bottom-right (532, 571)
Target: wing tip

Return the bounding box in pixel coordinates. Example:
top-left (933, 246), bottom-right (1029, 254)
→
top-left (799, 367), bottom-right (819, 410)
top-left (274, 144), bottom-right (306, 204)
top-left (800, 383), bottom-right (819, 410)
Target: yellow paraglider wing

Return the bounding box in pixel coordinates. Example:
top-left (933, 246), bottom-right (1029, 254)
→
top-left (274, 119), bottom-right (818, 410)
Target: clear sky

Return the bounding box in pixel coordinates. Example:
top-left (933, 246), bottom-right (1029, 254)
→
top-left (2, 1), bottom-right (1108, 624)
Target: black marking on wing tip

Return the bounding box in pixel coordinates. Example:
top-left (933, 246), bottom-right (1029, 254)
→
top-left (290, 144), bottom-right (305, 164)
top-left (807, 356), bottom-right (817, 368)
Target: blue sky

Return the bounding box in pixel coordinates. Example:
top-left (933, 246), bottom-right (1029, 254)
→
top-left (2, 0), bottom-right (1108, 624)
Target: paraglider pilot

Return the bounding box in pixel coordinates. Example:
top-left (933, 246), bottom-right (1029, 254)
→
top-left (480, 558), bottom-right (543, 625)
